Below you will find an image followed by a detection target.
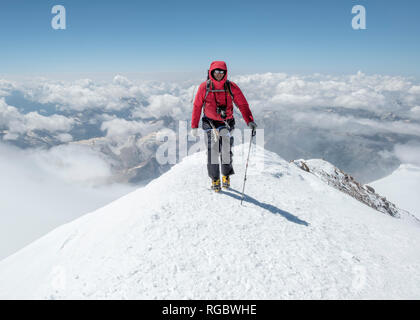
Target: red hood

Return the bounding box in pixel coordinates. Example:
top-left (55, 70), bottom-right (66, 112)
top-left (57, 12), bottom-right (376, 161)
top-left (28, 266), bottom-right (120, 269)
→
top-left (209, 61), bottom-right (228, 87)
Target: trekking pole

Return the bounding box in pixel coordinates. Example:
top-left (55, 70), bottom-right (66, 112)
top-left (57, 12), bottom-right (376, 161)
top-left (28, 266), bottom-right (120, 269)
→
top-left (240, 128), bottom-right (256, 205)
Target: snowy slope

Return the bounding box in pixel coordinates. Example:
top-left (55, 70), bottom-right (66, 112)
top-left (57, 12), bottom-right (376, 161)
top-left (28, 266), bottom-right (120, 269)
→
top-left (371, 164), bottom-right (420, 219)
top-left (1, 145), bottom-right (420, 299)
top-left (292, 159), bottom-right (414, 219)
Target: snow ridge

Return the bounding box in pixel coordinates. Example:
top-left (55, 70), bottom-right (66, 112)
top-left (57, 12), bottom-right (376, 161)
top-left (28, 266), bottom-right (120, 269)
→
top-left (1, 145), bottom-right (420, 299)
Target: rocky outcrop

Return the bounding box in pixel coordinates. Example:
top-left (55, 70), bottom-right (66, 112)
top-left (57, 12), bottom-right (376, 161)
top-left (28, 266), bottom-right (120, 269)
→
top-left (292, 159), bottom-right (409, 218)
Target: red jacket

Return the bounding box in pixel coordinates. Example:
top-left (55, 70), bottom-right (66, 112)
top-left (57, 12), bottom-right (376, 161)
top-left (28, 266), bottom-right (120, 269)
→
top-left (191, 61), bottom-right (254, 128)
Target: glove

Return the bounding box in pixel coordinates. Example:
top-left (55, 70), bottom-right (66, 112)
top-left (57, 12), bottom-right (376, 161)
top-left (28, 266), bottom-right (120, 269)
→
top-left (248, 121), bottom-right (257, 130)
top-left (190, 128), bottom-right (199, 137)
top-left (248, 121), bottom-right (257, 136)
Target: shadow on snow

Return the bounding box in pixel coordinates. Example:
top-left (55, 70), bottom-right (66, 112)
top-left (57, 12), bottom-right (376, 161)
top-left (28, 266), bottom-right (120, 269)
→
top-left (222, 188), bottom-right (310, 227)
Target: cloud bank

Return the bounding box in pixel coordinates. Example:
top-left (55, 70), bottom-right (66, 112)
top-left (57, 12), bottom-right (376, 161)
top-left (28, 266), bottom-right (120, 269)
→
top-left (1, 71), bottom-right (420, 259)
top-left (2, 72), bottom-right (420, 139)
top-left (0, 142), bottom-right (135, 260)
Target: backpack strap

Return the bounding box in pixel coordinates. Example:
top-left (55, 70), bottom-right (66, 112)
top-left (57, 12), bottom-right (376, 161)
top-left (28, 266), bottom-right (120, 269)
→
top-left (202, 79), bottom-right (236, 110)
top-left (204, 79), bottom-right (211, 102)
top-left (201, 79), bottom-right (212, 110)
top-left (225, 80), bottom-right (235, 100)
top-left (225, 80), bottom-right (238, 110)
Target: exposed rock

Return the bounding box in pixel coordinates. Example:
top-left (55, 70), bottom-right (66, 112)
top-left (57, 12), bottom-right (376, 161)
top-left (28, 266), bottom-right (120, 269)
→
top-left (292, 159), bottom-right (411, 218)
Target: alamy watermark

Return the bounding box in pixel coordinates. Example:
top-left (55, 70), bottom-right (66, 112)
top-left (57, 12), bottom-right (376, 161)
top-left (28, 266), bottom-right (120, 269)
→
top-left (352, 5), bottom-right (366, 30)
top-left (51, 5), bottom-right (66, 30)
top-left (50, 4), bottom-right (366, 31)
top-left (155, 120), bottom-right (265, 175)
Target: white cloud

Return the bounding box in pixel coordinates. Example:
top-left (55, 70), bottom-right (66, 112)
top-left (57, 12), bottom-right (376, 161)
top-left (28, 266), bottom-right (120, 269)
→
top-left (100, 117), bottom-right (165, 142)
top-left (113, 74), bottom-right (133, 87)
top-left (271, 93), bottom-right (317, 107)
top-left (30, 144), bottom-right (113, 186)
top-left (410, 106), bottom-right (420, 119)
top-left (0, 79), bottom-right (15, 97)
top-left (408, 85), bottom-right (420, 95)
top-left (55, 133), bottom-right (73, 142)
top-left (0, 99), bottom-right (22, 130)
top-left (0, 98), bottom-right (74, 137)
top-left (394, 142), bottom-right (420, 166)
top-left (0, 142), bottom-right (136, 260)
top-left (10, 71), bottom-right (420, 128)
top-left (146, 94), bottom-right (185, 118)
top-left (101, 118), bottom-right (147, 139)
top-left (24, 112), bottom-right (74, 132)
top-left (16, 76), bottom-right (179, 112)
top-left (3, 132), bottom-right (19, 141)
top-left (232, 72), bottom-right (420, 114)
top-left (332, 88), bottom-right (386, 109)
top-left (288, 110), bottom-right (420, 137)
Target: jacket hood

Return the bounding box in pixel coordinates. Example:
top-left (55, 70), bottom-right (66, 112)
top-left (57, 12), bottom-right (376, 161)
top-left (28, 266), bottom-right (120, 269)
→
top-left (209, 61), bottom-right (228, 86)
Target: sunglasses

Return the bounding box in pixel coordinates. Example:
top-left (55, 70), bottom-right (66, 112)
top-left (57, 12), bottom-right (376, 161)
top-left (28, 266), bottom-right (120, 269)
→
top-left (214, 70), bottom-right (225, 75)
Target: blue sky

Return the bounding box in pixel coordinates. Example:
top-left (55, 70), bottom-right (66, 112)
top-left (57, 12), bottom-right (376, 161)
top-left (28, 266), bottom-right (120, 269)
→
top-left (0, 0), bottom-right (419, 78)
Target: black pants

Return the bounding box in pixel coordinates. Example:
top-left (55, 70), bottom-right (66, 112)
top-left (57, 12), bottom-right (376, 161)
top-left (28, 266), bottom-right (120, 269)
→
top-left (202, 116), bottom-right (235, 180)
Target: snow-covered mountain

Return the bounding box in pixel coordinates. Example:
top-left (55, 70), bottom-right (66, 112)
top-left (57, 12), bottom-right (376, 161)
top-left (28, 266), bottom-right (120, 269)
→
top-left (371, 164), bottom-right (420, 219)
top-left (1, 145), bottom-right (420, 299)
